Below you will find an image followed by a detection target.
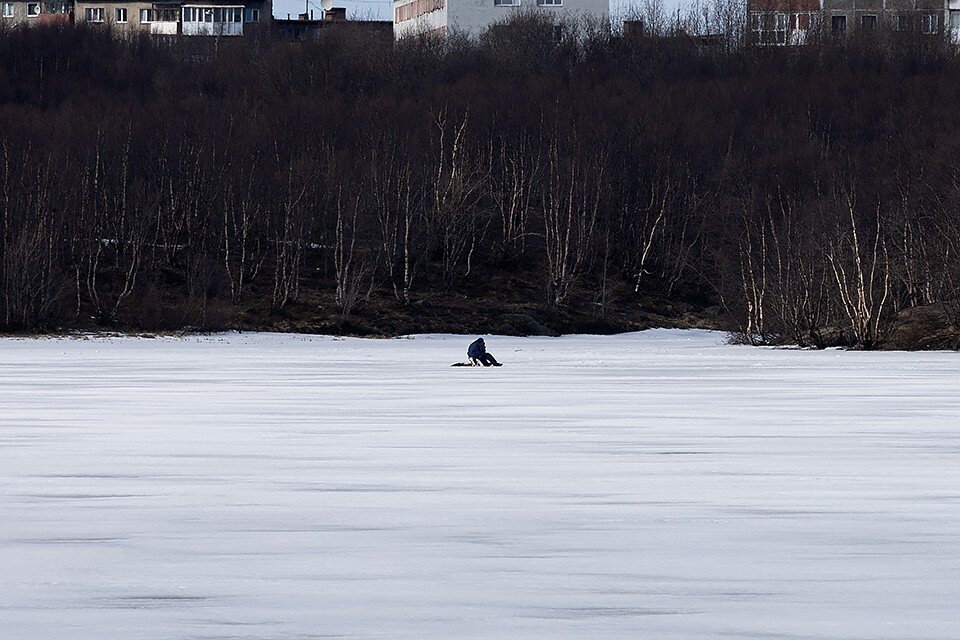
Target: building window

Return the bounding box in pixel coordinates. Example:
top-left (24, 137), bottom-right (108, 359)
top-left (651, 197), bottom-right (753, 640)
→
top-left (115, 7), bottom-right (127, 22)
top-left (27, 2), bottom-right (40, 16)
top-left (861, 14), bottom-right (876, 30)
top-left (892, 14), bottom-right (906, 31)
top-left (211, 7), bottom-right (239, 22)
top-left (951, 10), bottom-right (960, 32)
top-left (921, 14), bottom-right (937, 34)
top-left (140, 8), bottom-right (153, 21)
top-left (180, 4), bottom-right (256, 25)
top-left (831, 14), bottom-right (846, 36)
top-left (85, 6), bottom-right (104, 21)
top-left (1, 2), bottom-right (13, 18)
top-left (201, 7), bottom-right (242, 22)
top-left (772, 12), bottom-right (787, 42)
top-left (538, 0), bottom-right (562, 5)
top-left (493, 0), bottom-right (520, 6)
top-left (750, 12), bottom-right (787, 45)
top-left (783, 12), bottom-right (816, 44)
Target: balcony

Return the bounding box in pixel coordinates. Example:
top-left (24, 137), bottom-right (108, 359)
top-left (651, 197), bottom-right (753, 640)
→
top-left (38, 12), bottom-right (71, 25)
top-left (150, 21), bottom-right (178, 34)
top-left (181, 5), bottom-right (244, 36)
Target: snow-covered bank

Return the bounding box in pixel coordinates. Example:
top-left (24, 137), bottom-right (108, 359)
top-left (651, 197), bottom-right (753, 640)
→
top-left (1, 329), bottom-right (958, 639)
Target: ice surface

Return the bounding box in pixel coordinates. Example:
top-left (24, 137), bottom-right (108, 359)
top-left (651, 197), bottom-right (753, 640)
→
top-left (1, 329), bottom-right (958, 639)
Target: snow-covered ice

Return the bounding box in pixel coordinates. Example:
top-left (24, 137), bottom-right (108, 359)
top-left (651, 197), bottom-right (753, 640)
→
top-left (1, 329), bottom-right (958, 639)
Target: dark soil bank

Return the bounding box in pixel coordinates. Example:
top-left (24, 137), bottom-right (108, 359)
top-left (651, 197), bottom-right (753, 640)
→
top-left (232, 284), bottom-right (724, 338)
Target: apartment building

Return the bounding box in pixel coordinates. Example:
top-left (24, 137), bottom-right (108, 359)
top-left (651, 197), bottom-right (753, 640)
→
top-left (748, 0), bottom-right (950, 44)
top-left (822, 0), bottom-right (947, 37)
top-left (2, 1), bottom-right (72, 24)
top-left (1, 0), bottom-right (271, 34)
top-left (393, 0), bottom-right (609, 39)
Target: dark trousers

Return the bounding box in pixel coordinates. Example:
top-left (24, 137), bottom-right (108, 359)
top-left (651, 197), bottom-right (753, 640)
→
top-left (473, 353), bottom-right (500, 366)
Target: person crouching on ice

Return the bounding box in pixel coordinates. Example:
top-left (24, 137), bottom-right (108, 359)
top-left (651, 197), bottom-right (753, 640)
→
top-left (468, 338), bottom-right (502, 367)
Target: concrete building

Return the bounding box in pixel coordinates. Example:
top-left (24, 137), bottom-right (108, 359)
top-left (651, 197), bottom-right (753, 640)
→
top-left (1, 0), bottom-right (271, 34)
top-left (1, 0), bottom-right (71, 24)
top-left (747, 0), bottom-right (950, 44)
top-left (393, 0), bottom-right (609, 39)
top-left (822, 0), bottom-right (945, 37)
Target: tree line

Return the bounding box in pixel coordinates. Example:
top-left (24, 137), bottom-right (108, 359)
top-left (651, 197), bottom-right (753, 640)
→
top-left (1, 17), bottom-right (959, 346)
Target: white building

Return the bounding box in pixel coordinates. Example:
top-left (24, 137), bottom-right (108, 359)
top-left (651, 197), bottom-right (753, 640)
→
top-left (393, 0), bottom-right (609, 39)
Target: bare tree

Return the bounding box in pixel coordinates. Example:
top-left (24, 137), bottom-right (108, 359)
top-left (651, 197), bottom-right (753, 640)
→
top-left (430, 110), bottom-right (489, 287)
top-left (827, 194), bottom-right (891, 348)
top-left (542, 133), bottom-right (606, 306)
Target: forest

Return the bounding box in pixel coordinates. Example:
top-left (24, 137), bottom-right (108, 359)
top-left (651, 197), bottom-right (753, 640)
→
top-left (1, 17), bottom-right (960, 348)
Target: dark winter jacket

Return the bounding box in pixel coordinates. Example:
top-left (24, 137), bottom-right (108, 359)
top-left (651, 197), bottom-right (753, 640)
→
top-left (467, 338), bottom-right (486, 359)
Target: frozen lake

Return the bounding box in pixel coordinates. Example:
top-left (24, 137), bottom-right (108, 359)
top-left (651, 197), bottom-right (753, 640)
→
top-left (1, 329), bottom-right (958, 639)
